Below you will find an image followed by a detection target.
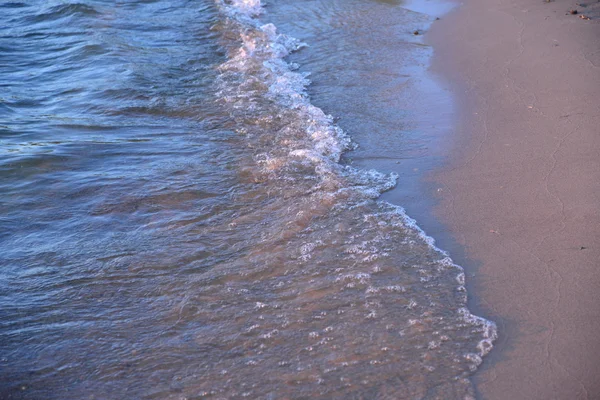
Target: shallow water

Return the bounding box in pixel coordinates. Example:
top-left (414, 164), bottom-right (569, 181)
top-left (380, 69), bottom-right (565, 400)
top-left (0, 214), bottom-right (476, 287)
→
top-left (0, 0), bottom-right (494, 398)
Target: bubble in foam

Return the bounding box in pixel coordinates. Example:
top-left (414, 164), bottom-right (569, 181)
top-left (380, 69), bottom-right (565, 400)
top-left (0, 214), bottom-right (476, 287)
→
top-left (458, 307), bottom-right (498, 359)
top-left (226, 0), bottom-right (262, 17)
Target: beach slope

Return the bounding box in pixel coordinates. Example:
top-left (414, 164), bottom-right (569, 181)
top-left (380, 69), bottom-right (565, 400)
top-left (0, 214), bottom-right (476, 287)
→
top-left (430, 0), bottom-right (600, 398)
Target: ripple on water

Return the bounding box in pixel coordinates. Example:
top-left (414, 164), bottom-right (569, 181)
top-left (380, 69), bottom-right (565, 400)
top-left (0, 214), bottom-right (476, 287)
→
top-left (0, 0), bottom-right (495, 398)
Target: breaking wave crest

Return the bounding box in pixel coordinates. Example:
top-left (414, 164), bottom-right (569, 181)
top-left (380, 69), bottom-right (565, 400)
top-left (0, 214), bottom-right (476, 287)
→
top-left (208, 0), bottom-right (497, 397)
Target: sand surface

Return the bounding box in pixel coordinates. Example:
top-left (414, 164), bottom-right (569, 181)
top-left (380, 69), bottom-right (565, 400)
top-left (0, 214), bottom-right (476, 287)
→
top-left (428, 0), bottom-right (600, 398)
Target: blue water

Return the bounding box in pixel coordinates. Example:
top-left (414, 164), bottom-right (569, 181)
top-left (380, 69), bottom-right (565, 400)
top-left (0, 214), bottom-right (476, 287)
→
top-left (0, 1), bottom-right (495, 398)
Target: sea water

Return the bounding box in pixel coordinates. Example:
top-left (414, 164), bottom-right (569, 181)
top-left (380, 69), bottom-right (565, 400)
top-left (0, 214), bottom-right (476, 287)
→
top-left (0, 0), bottom-right (495, 398)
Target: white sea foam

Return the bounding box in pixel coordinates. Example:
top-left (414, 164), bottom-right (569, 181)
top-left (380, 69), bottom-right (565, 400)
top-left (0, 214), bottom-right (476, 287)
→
top-left (214, 0), bottom-right (497, 382)
top-left (215, 0), bottom-right (366, 195)
top-left (383, 202), bottom-right (498, 363)
top-left (218, 0), bottom-right (262, 19)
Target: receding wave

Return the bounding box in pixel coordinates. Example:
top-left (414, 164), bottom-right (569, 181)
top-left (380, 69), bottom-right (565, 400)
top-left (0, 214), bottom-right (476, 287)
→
top-left (196, 0), bottom-right (498, 397)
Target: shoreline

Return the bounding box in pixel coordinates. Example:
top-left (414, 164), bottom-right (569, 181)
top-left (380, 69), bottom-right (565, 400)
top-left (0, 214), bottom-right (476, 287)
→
top-left (428, 0), bottom-right (600, 398)
top-left (266, 0), bottom-right (500, 394)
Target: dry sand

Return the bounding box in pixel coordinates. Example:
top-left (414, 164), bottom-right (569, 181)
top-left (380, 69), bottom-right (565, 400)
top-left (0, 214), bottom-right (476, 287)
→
top-left (428, 0), bottom-right (600, 398)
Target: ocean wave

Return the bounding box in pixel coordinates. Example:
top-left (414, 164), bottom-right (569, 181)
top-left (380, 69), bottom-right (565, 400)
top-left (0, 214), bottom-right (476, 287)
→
top-left (213, 0), bottom-right (497, 393)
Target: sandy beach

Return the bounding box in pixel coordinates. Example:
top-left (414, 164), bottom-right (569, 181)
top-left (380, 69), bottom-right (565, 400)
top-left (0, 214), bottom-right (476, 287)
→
top-left (428, 0), bottom-right (600, 398)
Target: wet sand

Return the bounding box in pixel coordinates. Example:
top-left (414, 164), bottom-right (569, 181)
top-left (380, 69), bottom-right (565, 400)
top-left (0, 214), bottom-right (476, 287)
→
top-left (428, 0), bottom-right (600, 398)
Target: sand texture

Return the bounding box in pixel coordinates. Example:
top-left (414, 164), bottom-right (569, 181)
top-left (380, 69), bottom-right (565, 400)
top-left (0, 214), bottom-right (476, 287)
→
top-left (429, 0), bottom-right (600, 398)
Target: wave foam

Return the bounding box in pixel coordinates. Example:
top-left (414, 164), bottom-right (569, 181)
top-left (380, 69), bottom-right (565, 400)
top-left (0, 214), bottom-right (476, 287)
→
top-left (214, 0), bottom-right (497, 376)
